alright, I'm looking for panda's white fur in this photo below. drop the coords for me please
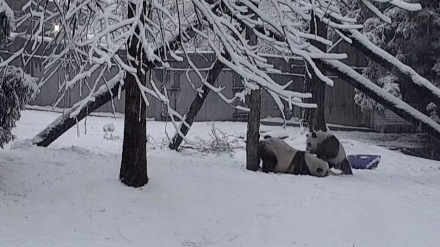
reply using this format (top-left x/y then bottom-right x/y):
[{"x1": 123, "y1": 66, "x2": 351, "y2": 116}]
[
  {"x1": 306, "y1": 131, "x2": 353, "y2": 175},
  {"x1": 258, "y1": 136, "x2": 330, "y2": 177}
]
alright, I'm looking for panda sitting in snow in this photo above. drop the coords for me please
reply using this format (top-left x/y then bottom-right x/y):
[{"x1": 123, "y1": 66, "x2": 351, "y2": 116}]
[
  {"x1": 257, "y1": 136, "x2": 331, "y2": 177},
  {"x1": 306, "y1": 131, "x2": 353, "y2": 175}
]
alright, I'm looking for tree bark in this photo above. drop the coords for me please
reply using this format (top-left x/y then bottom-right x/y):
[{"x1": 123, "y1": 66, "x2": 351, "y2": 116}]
[
  {"x1": 304, "y1": 11, "x2": 327, "y2": 132},
  {"x1": 168, "y1": 55, "x2": 227, "y2": 150},
  {"x1": 245, "y1": 3, "x2": 261, "y2": 172},
  {"x1": 246, "y1": 88, "x2": 261, "y2": 171},
  {"x1": 319, "y1": 56, "x2": 440, "y2": 144},
  {"x1": 119, "y1": 2, "x2": 148, "y2": 188}
]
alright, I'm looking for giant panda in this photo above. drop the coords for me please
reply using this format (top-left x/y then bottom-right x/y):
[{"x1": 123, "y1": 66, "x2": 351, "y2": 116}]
[
  {"x1": 305, "y1": 131, "x2": 353, "y2": 175},
  {"x1": 258, "y1": 136, "x2": 330, "y2": 177}
]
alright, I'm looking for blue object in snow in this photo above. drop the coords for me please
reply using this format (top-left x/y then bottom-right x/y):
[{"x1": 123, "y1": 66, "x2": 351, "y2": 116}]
[{"x1": 347, "y1": 155, "x2": 381, "y2": 170}]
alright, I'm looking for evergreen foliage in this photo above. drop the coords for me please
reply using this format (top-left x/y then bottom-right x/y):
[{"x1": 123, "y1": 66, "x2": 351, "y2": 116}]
[
  {"x1": 350, "y1": 1, "x2": 440, "y2": 114},
  {"x1": 0, "y1": 2, "x2": 39, "y2": 147}
]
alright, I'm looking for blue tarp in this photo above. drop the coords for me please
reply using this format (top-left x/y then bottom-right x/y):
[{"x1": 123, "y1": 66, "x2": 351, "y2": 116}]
[{"x1": 347, "y1": 155, "x2": 381, "y2": 169}]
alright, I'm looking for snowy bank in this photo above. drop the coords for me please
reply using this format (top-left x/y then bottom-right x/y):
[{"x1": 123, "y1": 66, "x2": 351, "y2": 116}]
[{"x1": 1, "y1": 110, "x2": 440, "y2": 247}]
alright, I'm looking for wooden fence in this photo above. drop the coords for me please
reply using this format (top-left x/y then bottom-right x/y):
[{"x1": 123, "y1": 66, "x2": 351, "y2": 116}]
[{"x1": 1, "y1": 35, "x2": 373, "y2": 128}]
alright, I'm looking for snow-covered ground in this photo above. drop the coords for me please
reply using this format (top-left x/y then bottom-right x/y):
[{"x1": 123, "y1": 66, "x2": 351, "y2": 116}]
[{"x1": 1, "y1": 110, "x2": 440, "y2": 247}]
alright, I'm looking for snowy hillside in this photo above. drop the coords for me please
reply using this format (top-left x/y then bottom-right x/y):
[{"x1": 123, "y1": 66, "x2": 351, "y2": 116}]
[{"x1": 1, "y1": 110, "x2": 440, "y2": 247}]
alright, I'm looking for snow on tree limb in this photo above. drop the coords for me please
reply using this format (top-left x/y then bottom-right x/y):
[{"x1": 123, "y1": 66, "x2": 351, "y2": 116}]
[
  {"x1": 0, "y1": 0, "x2": 14, "y2": 46},
  {"x1": 371, "y1": 0, "x2": 422, "y2": 12},
  {"x1": 17, "y1": 0, "x2": 316, "y2": 129},
  {"x1": 31, "y1": 6, "x2": 205, "y2": 147},
  {"x1": 0, "y1": 1, "x2": 38, "y2": 148},
  {"x1": 31, "y1": 76, "x2": 123, "y2": 147},
  {"x1": 307, "y1": 45, "x2": 440, "y2": 143},
  {"x1": 0, "y1": 66, "x2": 38, "y2": 147},
  {"x1": 343, "y1": 29, "x2": 440, "y2": 108},
  {"x1": 0, "y1": 0, "x2": 13, "y2": 21},
  {"x1": 5, "y1": 0, "x2": 431, "y2": 147},
  {"x1": 361, "y1": 0, "x2": 392, "y2": 24}
]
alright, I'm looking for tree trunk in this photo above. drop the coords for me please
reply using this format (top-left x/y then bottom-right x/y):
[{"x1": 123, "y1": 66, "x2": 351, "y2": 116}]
[
  {"x1": 119, "y1": 71, "x2": 148, "y2": 187},
  {"x1": 168, "y1": 55, "x2": 227, "y2": 150},
  {"x1": 343, "y1": 29, "x2": 440, "y2": 109},
  {"x1": 246, "y1": 89, "x2": 261, "y2": 171},
  {"x1": 318, "y1": 55, "x2": 440, "y2": 144},
  {"x1": 119, "y1": 2, "x2": 148, "y2": 187},
  {"x1": 245, "y1": 3, "x2": 261, "y2": 172},
  {"x1": 304, "y1": 11, "x2": 327, "y2": 132}
]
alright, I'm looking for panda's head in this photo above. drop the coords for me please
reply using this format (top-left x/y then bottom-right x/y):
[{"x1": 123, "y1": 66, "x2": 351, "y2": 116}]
[
  {"x1": 305, "y1": 131, "x2": 328, "y2": 153},
  {"x1": 304, "y1": 152, "x2": 330, "y2": 177}
]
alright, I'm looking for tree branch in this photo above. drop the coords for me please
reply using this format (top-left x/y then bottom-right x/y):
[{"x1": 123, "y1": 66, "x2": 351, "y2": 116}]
[{"x1": 32, "y1": 19, "x2": 206, "y2": 147}]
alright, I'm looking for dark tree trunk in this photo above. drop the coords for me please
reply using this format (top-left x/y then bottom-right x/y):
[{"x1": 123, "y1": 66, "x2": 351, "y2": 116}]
[
  {"x1": 304, "y1": 11, "x2": 327, "y2": 132},
  {"x1": 320, "y1": 57, "x2": 440, "y2": 144},
  {"x1": 119, "y1": 2, "x2": 148, "y2": 187},
  {"x1": 343, "y1": 29, "x2": 440, "y2": 109},
  {"x1": 168, "y1": 55, "x2": 227, "y2": 150},
  {"x1": 246, "y1": 89, "x2": 261, "y2": 171},
  {"x1": 245, "y1": 3, "x2": 261, "y2": 172},
  {"x1": 119, "y1": 71, "x2": 148, "y2": 187}
]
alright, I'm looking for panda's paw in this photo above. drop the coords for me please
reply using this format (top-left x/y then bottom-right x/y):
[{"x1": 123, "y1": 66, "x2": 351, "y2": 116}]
[{"x1": 329, "y1": 167, "x2": 343, "y2": 176}]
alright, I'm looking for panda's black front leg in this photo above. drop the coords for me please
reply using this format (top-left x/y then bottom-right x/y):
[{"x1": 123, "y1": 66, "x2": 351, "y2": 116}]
[
  {"x1": 340, "y1": 159, "x2": 353, "y2": 175},
  {"x1": 261, "y1": 154, "x2": 277, "y2": 173},
  {"x1": 262, "y1": 161, "x2": 275, "y2": 173},
  {"x1": 262, "y1": 162, "x2": 269, "y2": 173}
]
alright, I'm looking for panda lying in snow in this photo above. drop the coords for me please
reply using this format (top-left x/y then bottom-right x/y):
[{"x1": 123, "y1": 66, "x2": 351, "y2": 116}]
[
  {"x1": 257, "y1": 136, "x2": 334, "y2": 177},
  {"x1": 306, "y1": 131, "x2": 353, "y2": 175}
]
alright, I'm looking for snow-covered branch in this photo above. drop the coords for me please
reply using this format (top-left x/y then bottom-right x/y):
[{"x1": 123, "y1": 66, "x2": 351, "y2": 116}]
[
  {"x1": 0, "y1": 0, "x2": 14, "y2": 46},
  {"x1": 306, "y1": 45, "x2": 440, "y2": 143},
  {"x1": 5, "y1": 0, "x2": 430, "y2": 141},
  {"x1": 0, "y1": 66, "x2": 38, "y2": 148},
  {"x1": 344, "y1": 29, "x2": 440, "y2": 109}
]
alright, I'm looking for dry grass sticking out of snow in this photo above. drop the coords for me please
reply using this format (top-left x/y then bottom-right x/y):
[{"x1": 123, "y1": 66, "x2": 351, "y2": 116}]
[{"x1": 1, "y1": 110, "x2": 440, "y2": 247}]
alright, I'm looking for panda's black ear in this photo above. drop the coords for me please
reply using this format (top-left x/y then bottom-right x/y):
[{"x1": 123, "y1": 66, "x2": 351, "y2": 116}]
[{"x1": 312, "y1": 132, "x2": 317, "y2": 138}]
